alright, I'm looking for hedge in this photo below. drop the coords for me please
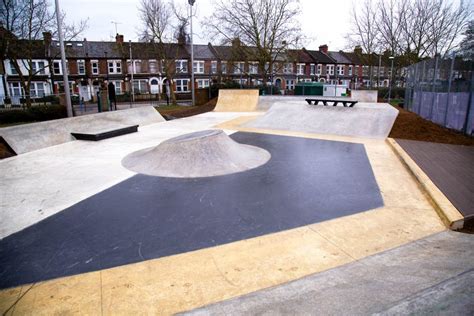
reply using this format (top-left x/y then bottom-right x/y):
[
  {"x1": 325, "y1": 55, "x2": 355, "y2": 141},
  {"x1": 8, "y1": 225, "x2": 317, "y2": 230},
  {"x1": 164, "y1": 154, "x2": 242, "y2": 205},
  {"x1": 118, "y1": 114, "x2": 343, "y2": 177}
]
[{"x1": 0, "y1": 105, "x2": 67, "y2": 124}]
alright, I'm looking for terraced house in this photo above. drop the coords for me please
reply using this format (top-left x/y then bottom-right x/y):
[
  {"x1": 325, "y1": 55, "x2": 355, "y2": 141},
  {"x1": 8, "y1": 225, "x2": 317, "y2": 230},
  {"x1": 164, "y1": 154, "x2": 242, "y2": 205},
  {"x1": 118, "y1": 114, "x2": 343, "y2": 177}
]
[{"x1": 0, "y1": 30, "x2": 398, "y2": 105}]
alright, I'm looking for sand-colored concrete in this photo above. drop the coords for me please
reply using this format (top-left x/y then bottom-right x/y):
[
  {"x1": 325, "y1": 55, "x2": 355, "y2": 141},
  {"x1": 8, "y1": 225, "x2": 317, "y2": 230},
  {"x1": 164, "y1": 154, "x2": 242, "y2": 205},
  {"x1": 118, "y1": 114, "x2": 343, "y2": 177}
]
[
  {"x1": 213, "y1": 89, "x2": 259, "y2": 112},
  {"x1": 0, "y1": 115, "x2": 447, "y2": 315},
  {"x1": 0, "y1": 106, "x2": 165, "y2": 155},
  {"x1": 387, "y1": 138, "x2": 465, "y2": 229}
]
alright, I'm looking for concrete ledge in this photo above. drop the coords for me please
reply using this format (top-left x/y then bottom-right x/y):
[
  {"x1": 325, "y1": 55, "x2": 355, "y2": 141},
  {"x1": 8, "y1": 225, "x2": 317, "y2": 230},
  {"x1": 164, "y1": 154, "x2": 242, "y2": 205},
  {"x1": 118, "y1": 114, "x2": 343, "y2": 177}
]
[
  {"x1": 387, "y1": 138, "x2": 464, "y2": 230},
  {"x1": 0, "y1": 107, "x2": 164, "y2": 154}
]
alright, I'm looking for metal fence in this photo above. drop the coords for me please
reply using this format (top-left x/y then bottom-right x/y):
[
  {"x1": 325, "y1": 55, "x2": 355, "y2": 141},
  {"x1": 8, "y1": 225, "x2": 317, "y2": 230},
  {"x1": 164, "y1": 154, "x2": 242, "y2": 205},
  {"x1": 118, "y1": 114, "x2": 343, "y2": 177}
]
[{"x1": 404, "y1": 56, "x2": 474, "y2": 135}]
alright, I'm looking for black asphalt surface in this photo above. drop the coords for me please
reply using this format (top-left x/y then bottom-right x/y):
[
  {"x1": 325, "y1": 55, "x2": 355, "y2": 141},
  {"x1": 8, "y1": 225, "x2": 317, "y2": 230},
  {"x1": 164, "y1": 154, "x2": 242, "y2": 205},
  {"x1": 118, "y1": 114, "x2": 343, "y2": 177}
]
[{"x1": 0, "y1": 132, "x2": 383, "y2": 289}]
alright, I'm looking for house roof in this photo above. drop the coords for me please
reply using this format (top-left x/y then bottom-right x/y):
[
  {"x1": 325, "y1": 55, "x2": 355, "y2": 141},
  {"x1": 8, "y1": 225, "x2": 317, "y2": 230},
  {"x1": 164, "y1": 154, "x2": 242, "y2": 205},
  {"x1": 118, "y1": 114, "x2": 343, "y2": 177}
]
[
  {"x1": 328, "y1": 51, "x2": 352, "y2": 64},
  {"x1": 304, "y1": 49, "x2": 336, "y2": 64},
  {"x1": 287, "y1": 49, "x2": 314, "y2": 63},
  {"x1": 188, "y1": 44, "x2": 216, "y2": 60}
]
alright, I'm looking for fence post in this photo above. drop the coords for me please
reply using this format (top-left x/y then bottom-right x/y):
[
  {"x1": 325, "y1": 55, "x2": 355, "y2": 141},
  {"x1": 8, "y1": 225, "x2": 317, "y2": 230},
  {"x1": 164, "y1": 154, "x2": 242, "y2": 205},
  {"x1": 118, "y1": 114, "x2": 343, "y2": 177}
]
[
  {"x1": 428, "y1": 56, "x2": 439, "y2": 120},
  {"x1": 444, "y1": 55, "x2": 456, "y2": 126},
  {"x1": 462, "y1": 71, "x2": 474, "y2": 135}
]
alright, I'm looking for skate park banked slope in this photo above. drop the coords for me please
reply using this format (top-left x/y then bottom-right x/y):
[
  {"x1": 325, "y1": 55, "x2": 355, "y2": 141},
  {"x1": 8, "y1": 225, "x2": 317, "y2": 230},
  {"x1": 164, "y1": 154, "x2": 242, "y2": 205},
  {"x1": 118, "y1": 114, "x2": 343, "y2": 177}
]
[
  {"x1": 213, "y1": 89, "x2": 260, "y2": 112},
  {"x1": 0, "y1": 107, "x2": 165, "y2": 155},
  {"x1": 244, "y1": 101, "x2": 399, "y2": 139}
]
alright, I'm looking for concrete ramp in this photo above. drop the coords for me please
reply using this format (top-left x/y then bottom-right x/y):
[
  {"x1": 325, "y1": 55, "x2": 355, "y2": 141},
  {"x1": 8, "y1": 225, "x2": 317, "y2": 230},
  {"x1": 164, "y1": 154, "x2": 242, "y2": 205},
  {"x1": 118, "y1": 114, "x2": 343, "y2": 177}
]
[
  {"x1": 0, "y1": 107, "x2": 165, "y2": 155},
  {"x1": 214, "y1": 89, "x2": 259, "y2": 112},
  {"x1": 244, "y1": 102, "x2": 398, "y2": 139}
]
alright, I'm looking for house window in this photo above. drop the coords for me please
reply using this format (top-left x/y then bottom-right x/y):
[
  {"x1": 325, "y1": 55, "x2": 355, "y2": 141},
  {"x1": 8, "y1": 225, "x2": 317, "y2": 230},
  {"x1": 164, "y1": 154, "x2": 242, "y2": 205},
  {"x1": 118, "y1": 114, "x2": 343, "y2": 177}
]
[
  {"x1": 77, "y1": 60, "x2": 85, "y2": 75},
  {"x1": 32, "y1": 61, "x2": 46, "y2": 75},
  {"x1": 362, "y1": 65, "x2": 369, "y2": 76},
  {"x1": 249, "y1": 62, "x2": 258, "y2": 75},
  {"x1": 310, "y1": 64, "x2": 315, "y2": 75},
  {"x1": 9, "y1": 82, "x2": 22, "y2": 96},
  {"x1": 337, "y1": 65, "x2": 344, "y2": 76},
  {"x1": 283, "y1": 63, "x2": 293, "y2": 74},
  {"x1": 175, "y1": 60, "x2": 188, "y2": 73},
  {"x1": 234, "y1": 62, "x2": 244, "y2": 74},
  {"x1": 91, "y1": 60, "x2": 99, "y2": 75},
  {"x1": 112, "y1": 81, "x2": 122, "y2": 94},
  {"x1": 149, "y1": 60, "x2": 157, "y2": 73},
  {"x1": 108, "y1": 60, "x2": 122, "y2": 74},
  {"x1": 29, "y1": 82, "x2": 46, "y2": 97},
  {"x1": 327, "y1": 65, "x2": 335, "y2": 75},
  {"x1": 9, "y1": 61, "x2": 18, "y2": 75},
  {"x1": 296, "y1": 64, "x2": 305, "y2": 75},
  {"x1": 379, "y1": 66, "x2": 385, "y2": 76},
  {"x1": 348, "y1": 65, "x2": 353, "y2": 76},
  {"x1": 285, "y1": 79, "x2": 295, "y2": 90},
  {"x1": 197, "y1": 79, "x2": 210, "y2": 88},
  {"x1": 133, "y1": 79, "x2": 148, "y2": 94},
  {"x1": 175, "y1": 79, "x2": 189, "y2": 92},
  {"x1": 193, "y1": 61, "x2": 204, "y2": 74},
  {"x1": 53, "y1": 61, "x2": 62, "y2": 75},
  {"x1": 317, "y1": 64, "x2": 322, "y2": 75},
  {"x1": 211, "y1": 61, "x2": 217, "y2": 74},
  {"x1": 221, "y1": 62, "x2": 227, "y2": 74}
]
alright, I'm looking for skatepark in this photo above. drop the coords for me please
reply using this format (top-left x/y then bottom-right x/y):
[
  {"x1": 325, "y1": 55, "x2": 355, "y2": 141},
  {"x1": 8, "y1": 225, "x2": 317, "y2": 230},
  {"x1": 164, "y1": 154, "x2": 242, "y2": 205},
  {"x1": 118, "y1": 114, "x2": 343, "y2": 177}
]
[{"x1": 0, "y1": 90, "x2": 472, "y2": 314}]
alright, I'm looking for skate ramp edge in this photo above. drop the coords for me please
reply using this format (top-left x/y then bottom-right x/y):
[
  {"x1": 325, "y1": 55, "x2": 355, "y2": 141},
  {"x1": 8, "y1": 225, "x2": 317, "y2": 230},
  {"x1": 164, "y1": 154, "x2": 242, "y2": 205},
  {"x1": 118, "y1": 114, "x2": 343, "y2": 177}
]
[
  {"x1": 214, "y1": 89, "x2": 259, "y2": 112},
  {"x1": 244, "y1": 102, "x2": 399, "y2": 139}
]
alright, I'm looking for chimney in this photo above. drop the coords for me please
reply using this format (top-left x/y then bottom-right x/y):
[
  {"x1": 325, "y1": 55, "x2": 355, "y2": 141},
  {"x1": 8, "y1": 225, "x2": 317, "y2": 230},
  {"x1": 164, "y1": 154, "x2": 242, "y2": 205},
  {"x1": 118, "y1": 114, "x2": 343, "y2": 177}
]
[
  {"x1": 43, "y1": 32, "x2": 52, "y2": 45},
  {"x1": 319, "y1": 44, "x2": 328, "y2": 54},
  {"x1": 115, "y1": 34, "x2": 124, "y2": 44},
  {"x1": 354, "y1": 45, "x2": 363, "y2": 55},
  {"x1": 232, "y1": 38, "x2": 241, "y2": 48}
]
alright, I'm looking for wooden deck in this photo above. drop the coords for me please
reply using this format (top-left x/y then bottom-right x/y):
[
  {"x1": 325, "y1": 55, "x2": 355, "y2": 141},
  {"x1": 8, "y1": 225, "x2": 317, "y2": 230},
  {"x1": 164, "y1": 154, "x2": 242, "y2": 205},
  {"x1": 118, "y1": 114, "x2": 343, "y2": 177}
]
[{"x1": 396, "y1": 139, "x2": 474, "y2": 219}]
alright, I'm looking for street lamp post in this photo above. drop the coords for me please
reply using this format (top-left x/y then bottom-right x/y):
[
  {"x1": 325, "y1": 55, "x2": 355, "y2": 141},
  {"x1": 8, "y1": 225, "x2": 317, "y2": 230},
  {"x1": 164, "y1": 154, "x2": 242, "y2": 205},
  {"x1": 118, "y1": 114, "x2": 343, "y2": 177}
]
[
  {"x1": 388, "y1": 56, "x2": 395, "y2": 103},
  {"x1": 55, "y1": 0, "x2": 73, "y2": 117},
  {"x1": 129, "y1": 40, "x2": 135, "y2": 104},
  {"x1": 188, "y1": 0, "x2": 195, "y2": 106}
]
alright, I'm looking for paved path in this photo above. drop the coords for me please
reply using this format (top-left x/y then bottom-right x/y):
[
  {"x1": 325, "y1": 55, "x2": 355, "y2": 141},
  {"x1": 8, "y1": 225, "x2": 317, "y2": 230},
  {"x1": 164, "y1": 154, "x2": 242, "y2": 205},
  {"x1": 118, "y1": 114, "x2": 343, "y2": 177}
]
[
  {"x1": 397, "y1": 139, "x2": 474, "y2": 220},
  {"x1": 183, "y1": 231, "x2": 474, "y2": 315}
]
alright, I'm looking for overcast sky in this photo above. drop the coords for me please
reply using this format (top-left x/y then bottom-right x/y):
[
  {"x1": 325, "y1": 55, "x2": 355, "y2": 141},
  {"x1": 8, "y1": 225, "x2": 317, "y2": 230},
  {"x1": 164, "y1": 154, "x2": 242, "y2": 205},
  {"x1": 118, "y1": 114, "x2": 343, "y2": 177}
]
[{"x1": 60, "y1": 0, "x2": 354, "y2": 51}]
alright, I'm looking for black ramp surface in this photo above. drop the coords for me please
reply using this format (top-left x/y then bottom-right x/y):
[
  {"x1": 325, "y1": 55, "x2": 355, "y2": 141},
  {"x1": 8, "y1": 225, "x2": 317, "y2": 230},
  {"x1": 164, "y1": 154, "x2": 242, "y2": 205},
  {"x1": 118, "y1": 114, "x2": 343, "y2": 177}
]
[{"x1": 0, "y1": 132, "x2": 383, "y2": 289}]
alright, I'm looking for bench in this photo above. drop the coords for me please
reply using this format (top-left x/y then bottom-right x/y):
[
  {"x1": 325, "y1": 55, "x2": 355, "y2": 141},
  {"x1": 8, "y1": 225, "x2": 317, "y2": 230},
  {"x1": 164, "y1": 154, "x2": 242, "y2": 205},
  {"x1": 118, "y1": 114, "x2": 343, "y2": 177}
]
[{"x1": 305, "y1": 99, "x2": 358, "y2": 107}]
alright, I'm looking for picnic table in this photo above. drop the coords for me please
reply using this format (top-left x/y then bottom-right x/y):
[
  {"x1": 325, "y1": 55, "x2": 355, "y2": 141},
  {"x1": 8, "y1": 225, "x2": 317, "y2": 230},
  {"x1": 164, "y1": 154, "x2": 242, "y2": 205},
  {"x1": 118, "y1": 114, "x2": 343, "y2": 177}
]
[{"x1": 305, "y1": 98, "x2": 358, "y2": 107}]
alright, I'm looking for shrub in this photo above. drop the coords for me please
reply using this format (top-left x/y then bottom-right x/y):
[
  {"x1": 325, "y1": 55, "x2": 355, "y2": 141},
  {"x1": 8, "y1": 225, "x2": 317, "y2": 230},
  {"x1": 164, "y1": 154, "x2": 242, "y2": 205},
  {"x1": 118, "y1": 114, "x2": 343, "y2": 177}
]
[{"x1": 0, "y1": 105, "x2": 67, "y2": 124}]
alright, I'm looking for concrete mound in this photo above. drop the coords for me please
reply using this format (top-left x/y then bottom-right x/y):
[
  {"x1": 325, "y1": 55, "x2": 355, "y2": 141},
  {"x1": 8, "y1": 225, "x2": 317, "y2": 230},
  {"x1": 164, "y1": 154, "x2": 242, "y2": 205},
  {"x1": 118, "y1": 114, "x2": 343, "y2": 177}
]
[
  {"x1": 122, "y1": 129, "x2": 271, "y2": 178},
  {"x1": 214, "y1": 89, "x2": 259, "y2": 112},
  {"x1": 244, "y1": 102, "x2": 399, "y2": 139}
]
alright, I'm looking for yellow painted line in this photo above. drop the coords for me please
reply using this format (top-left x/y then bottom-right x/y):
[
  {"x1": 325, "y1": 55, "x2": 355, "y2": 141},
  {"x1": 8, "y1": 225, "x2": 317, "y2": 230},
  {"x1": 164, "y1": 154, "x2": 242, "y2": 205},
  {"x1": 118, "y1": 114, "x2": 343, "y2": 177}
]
[
  {"x1": 386, "y1": 138, "x2": 465, "y2": 230},
  {"x1": 0, "y1": 124, "x2": 447, "y2": 315}
]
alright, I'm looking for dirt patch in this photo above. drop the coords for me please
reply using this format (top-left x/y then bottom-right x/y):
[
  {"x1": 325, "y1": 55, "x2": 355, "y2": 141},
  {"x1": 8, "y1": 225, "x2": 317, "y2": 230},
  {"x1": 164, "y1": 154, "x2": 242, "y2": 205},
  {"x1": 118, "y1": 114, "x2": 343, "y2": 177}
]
[
  {"x1": 157, "y1": 98, "x2": 217, "y2": 119},
  {"x1": 389, "y1": 105, "x2": 474, "y2": 146}
]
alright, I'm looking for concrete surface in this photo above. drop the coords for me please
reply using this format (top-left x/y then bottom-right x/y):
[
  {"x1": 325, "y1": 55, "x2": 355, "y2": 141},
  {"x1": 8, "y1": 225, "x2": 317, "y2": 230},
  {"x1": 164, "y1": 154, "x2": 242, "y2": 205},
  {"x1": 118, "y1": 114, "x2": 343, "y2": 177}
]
[
  {"x1": 214, "y1": 89, "x2": 259, "y2": 112},
  {"x1": 0, "y1": 112, "x2": 246, "y2": 239},
  {"x1": 244, "y1": 102, "x2": 398, "y2": 139},
  {"x1": 0, "y1": 106, "x2": 164, "y2": 154},
  {"x1": 351, "y1": 89, "x2": 378, "y2": 102},
  {"x1": 122, "y1": 129, "x2": 270, "y2": 177},
  {"x1": 182, "y1": 231, "x2": 474, "y2": 315}
]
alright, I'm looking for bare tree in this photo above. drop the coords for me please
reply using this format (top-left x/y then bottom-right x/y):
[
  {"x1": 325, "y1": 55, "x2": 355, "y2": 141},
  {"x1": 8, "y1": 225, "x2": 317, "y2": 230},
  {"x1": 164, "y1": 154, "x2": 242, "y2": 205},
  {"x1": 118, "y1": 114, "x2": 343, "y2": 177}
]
[
  {"x1": 137, "y1": 0, "x2": 189, "y2": 103},
  {"x1": 203, "y1": 0, "x2": 303, "y2": 84},
  {"x1": 349, "y1": 0, "x2": 472, "y2": 62},
  {"x1": 1, "y1": 0, "x2": 87, "y2": 106},
  {"x1": 459, "y1": 20, "x2": 473, "y2": 60}
]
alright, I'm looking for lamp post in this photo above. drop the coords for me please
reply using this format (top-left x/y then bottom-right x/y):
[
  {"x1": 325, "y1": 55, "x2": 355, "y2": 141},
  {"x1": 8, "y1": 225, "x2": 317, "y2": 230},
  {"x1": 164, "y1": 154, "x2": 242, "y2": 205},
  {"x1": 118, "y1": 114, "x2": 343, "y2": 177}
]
[
  {"x1": 55, "y1": 0, "x2": 73, "y2": 117},
  {"x1": 388, "y1": 56, "x2": 395, "y2": 103},
  {"x1": 188, "y1": 0, "x2": 195, "y2": 106},
  {"x1": 129, "y1": 40, "x2": 135, "y2": 104}
]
